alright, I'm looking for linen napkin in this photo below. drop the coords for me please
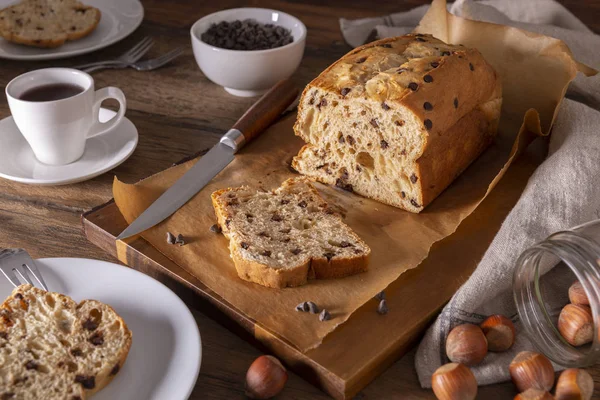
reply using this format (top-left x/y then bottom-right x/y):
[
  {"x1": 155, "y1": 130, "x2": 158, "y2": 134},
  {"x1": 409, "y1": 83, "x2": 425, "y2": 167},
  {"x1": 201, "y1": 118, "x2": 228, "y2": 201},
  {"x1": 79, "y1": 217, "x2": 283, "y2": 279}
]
[{"x1": 341, "y1": 0, "x2": 600, "y2": 387}]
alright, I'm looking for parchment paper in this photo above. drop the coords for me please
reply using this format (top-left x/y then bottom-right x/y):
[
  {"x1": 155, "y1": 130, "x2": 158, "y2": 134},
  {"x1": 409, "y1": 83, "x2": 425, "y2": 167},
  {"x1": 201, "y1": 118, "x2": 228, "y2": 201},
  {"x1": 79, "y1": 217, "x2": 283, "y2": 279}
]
[{"x1": 112, "y1": 0, "x2": 592, "y2": 352}]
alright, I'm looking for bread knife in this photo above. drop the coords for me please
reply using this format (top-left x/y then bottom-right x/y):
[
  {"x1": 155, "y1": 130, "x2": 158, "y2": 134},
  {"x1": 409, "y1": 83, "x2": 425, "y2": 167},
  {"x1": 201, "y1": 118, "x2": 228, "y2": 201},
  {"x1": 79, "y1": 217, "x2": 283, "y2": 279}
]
[{"x1": 116, "y1": 79, "x2": 299, "y2": 240}]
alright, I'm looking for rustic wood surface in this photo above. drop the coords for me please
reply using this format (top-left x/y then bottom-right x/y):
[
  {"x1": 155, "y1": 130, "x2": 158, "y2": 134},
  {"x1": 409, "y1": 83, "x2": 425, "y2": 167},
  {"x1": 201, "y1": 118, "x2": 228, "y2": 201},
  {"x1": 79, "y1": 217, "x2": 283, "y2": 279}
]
[{"x1": 0, "y1": 0, "x2": 598, "y2": 399}]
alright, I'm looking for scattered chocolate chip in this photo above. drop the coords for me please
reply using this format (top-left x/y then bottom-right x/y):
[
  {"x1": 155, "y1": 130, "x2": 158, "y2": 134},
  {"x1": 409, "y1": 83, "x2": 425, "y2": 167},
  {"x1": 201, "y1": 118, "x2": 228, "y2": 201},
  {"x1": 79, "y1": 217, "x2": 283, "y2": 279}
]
[
  {"x1": 319, "y1": 309, "x2": 331, "y2": 321},
  {"x1": 441, "y1": 51, "x2": 451, "y2": 56},
  {"x1": 377, "y1": 299, "x2": 389, "y2": 315},
  {"x1": 338, "y1": 135, "x2": 345, "y2": 144},
  {"x1": 82, "y1": 318, "x2": 98, "y2": 331},
  {"x1": 71, "y1": 26, "x2": 76, "y2": 31},
  {"x1": 57, "y1": 361, "x2": 64, "y2": 368},
  {"x1": 15, "y1": 18, "x2": 22, "y2": 27},
  {"x1": 71, "y1": 348, "x2": 83, "y2": 357},
  {"x1": 379, "y1": 43, "x2": 392, "y2": 48},
  {"x1": 401, "y1": 191, "x2": 406, "y2": 199},
  {"x1": 75, "y1": 375, "x2": 96, "y2": 389},
  {"x1": 306, "y1": 302, "x2": 319, "y2": 314},
  {"x1": 280, "y1": 228, "x2": 291, "y2": 234},
  {"x1": 295, "y1": 303, "x2": 306, "y2": 312},
  {"x1": 381, "y1": 102, "x2": 390, "y2": 110},
  {"x1": 423, "y1": 102, "x2": 433, "y2": 111},
  {"x1": 423, "y1": 75, "x2": 433, "y2": 83},
  {"x1": 323, "y1": 252, "x2": 335, "y2": 261},
  {"x1": 166, "y1": 232, "x2": 176, "y2": 244},
  {"x1": 335, "y1": 179, "x2": 353, "y2": 192},
  {"x1": 346, "y1": 135, "x2": 355, "y2": 145},
  {"x1": 356, "y1": 165, "x2": 362, "y2": 172},
  {"x1": 401, "y1": 149, "x2": 407, "y2": 156},
  {"x1": 410, "y1": 174, "x2": 419, "y2": 184},
  {"x1": 370, "y1": 119, "x2": 379, "y2": 128},
  {"x1": 454, "y1": 98, "x2": 459, "y2": 108},
  {"x1": 227, "y1": 198, "x2": 239, "y2": 206},
  {"x1": 175, "y1": 234, "x2": 185, "y2": 246},
  {"x1": 260, "y1": 250, "x2": 272, "y2": 257},
  {"x1": 308, "y1": 97, "x2": 315, "y2": 105},
  {"x1": 240, "y1": 242, "x2": 250, "y2": 250},
  {"x1": 14, "y1": 293, "x2": 23, "y2": 300},
  {"x1": 25, "y1": 361, "x2": 37, "y2": 370},
  {"x1": 282, "y1": 237, "x2": 291, "y2": 243},
  {"x1": 0, "y1": 332, "x2": 7, "y2": 340},
  {"x1": 416, "y1": 37, "x2": 427, "y2": 42},
  {"x1": 291, "y1": 248, "x2": 301, "y2": 255},
  {"x1": 317, "y1": 98, "x2": 327, "y2": 109},
  {"x1": 408, "y1": 82, "x2": 418, "y2": 91},
  {"x1": 424, "y1": 119, "x2": 433, "y2": 130},
  {"x1": 89, "y1": 332, "x2": 104, "y2": 346},
  {"x1": 297, "y1": 200, "x2": 307, "y2": 208},
  {"x1": 395, "y1": 120, "x2": 405, "y2": 127},
  {"x1": 430, "y1": 61, "x2": 439, "y2": 68},
  {"x1": 375, "y1": 291, "x2": 385, "y2": 301},
  {"x1": 110, "y1": 364, "x2": 120, "y2": 376},
  {"x1": 380, "y1": 140, "x2": 389, "y2": 149},
  {"x1": 271, "y1": 214, "x2": 283, "y2": 222},
  {"x1": 279, "y1": 199, "x2": 291, "y2": 205},
  {"x1": 410, "y1": 199, "x2": 420, "y2": 207},
  {"x1": 469, "y1": 63, "x2": 474, "y2": 71},
  {"x1": 209, "y1": 224, "x2": 222, "y2": 233},
  {"x1": 258, "y1": 231, "x2": 270, "y2": 238},
  {"x1": 339, "y1": 241, "x2": 353, "y2": 248},
  {"x1": 225, "y1": 219, "x2": 231, "y2": 228},
  {"x1": 340, "y1": 87, "x2": 351, "y2": 97}
]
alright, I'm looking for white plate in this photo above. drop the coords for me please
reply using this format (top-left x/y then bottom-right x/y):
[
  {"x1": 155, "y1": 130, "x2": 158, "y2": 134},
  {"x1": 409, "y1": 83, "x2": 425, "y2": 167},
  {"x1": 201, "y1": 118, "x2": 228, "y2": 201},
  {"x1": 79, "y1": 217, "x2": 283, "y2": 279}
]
[
  {"x1": 0, "y1": 108, "x2": 138, "y2": 185},
  {"x1": 0, "y1": 257, "x2": 202, "y2": 400},
  {"x1": 0, "y1": 0, "x2": 144, "y2": 60}
]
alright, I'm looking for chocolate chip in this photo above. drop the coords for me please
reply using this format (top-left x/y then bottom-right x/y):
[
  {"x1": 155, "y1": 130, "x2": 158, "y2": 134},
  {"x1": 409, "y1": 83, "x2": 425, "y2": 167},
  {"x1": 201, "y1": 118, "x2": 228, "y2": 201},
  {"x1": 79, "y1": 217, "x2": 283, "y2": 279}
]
[
  {"x1": 408, "y1": 82, "x2": 418, "y2": 91},
  {"x1": 240, "y1": 242, "x2": 250, "y2": 250},
  {"x1": 410, "y1": 199, "x2": 420, "y2": 207},
  {"x1": 319, "y1": 309, "x2": 331, "y2": 321},
  {"x1": 15, "y1": 19, "x2": 22, "y2": 27},
  {"x1": 346, "y1": 135, "x2": 355, "y2": 145},
  {"x1": 423, "y1": 102, "x2": 433, "y2": 111},
  {"x1": 308, "y1": 97, "x2": 315, "y2": 105},
  {"x1": 401, "y1": 191, "x2": 406, "y2": 199},
  {"x1": 395, "y1": 120, "x2": 405, "y2": 127},
  {"x1": 370, "y1": 119, "x2": 379, "y2": 128},
  {"x1": 71, "y1": 26, "x2": 76, "y2": 31},
  {"x1": 338, "y1": 135, "x2": 345, "y2": 144},
  {"x1": 271, "y1": 214, "x2": 283, "y2": 222},
  {"x1": 261, "y1": 250, "x2": 272, "y2": 257},
  {"x1": 282, "y1": 237, "x2": 291, "y2": 243},
  {"x1": 340, "y1": 87, "x2": 351, "y2": 97},
  {"x1": 430, "y1": 61, "x2": 439, "y2": 68},
  {"x1": 280, "y1": 228, "x2": 291, "y2": 234},
  {"x1": 317, "y1": 98, "x2": 327, "y2": 109},
  {"x1": 323, "y1": 252, "x2": 335, "y2": 261},
  {"x1": 335, "y1": 180, "x2": 353, "y2": 192},
  {"x1": 175, "y1": 234, "x2": 185, "y2": 246},
  {"x1": 356, "y1": 57, "x2": 367, "y2": 63},
  {"x1": 424, "y1": 119, "x2": 433, "y2": 130},
  {"x1": 110, "y1": 364, "x2": 120, "y2": 376},
  {"x1": 441, "y1": 51, "x2": 451, "y2": 56},
  {"x1": 166, "y1": 232, "x2": 176, "y2": 244},
  {"x1": 298, "y1": 200, "x2": 307, "y2": 208},
  {"x1": 401, "y1": 150, "x2": 407, "y2": 155},
  {"x1": 356, "y1": 165, "x2": 362, "y2": 172},
  {"x1": 2, "y1": 393, "x2": 15, "y2": 400},
  {"x1": 209, "y1": 224, "x2": 222, "y2": 233},
  {"x1": 291, "y1": 248, "x2": 301, "y2": 255},
  {"x1": 377, "y1": 299, "x2": 389, "y2": 315},
  {"x1": 295, "y1": 302, "x2": 307, "y2": 312},
  {"x1": 71, "y1": 348, "x2": 83, "y2": 357},
  {"x1": 25, "y1": 361, "x2": 37, "y2": 370},
  {"x1": 258, "y1": 231, "x2": 270, "y2": 238},
  {"x1": 339, "y1": 241, "x2": 353, "y2": 248},
  {"x1": 410, "y1": 174, "x2": 418, "y2": 183},
  {"x1": 72, "y1": 397, "x2": 82, "y2": 400},
  {"x1": 82, "y1": 318, "x2": 98, "y2": 331},
  {"x1": 75, "y1": 375, "x2": 96, "y2": 389},
  {"x1": 375, "y1": 291, "x2": 385, "y2": 301},
  {"x1": 14, "y1": 293, "x2": 23, "y2": 300},
  {"x1": 380, "y1": 140, "x2": 389, "y2": 149},
  {"x1": 227, "y1": 198, "x2": 239, "y2": 206},
  {"x1": 469, "y1": 63, "x2": 474, "y2": 71},
  {"x1": 381, "y1": 102, "x2": 390, "y2": 110},
  {"x1": 307, "y1": 302, "x2": 319, "y2": 314},
  {"x1": 0, "y1": 332, "x2": 7, "y2": 340},
  {"x1": 454, "y1": 98, "x2": 459, "y2": 108},
  {"x1": 379, "y1": 43, "x2": 392, "y2": 48},
  {"x1": 423, "y1": 75, "x2": 433, "y2": 83},
  {"x1": 416, "y1": 37, "x2": 427, "y2": 42},
  {"x1": 225, "y1": 219, "x2": 231, "y2": 228},
  {"x1": 200, "y1": 19, "x2": 293, "y2": 50},
  {"x1": 89, "y1": 332, "x2": 104, "y2": 346},
  {"x1": 280, "y1": 199, "x2": 290, "y2": 205}
]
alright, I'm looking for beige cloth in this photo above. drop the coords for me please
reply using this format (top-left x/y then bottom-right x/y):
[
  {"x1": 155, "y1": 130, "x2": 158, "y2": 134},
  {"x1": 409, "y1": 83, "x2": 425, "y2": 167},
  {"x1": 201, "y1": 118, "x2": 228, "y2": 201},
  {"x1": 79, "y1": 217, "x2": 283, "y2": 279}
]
[{"x1": 341, "y1": 0, "x2": 600, "y2": 387}]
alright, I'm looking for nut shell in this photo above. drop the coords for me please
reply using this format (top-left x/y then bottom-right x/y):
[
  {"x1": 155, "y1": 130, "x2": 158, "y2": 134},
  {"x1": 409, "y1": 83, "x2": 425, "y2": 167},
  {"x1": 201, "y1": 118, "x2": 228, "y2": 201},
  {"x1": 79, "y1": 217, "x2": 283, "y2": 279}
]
[
  {"x1": 245, "y1": 355, "x2": 288, "y2": 399},
  {"x1": 445, "y1": 324, "x2": 488, "y2": 366},
  {"x1": 555, "y1": 368, "x2": 594, "y2": 400},
  {"x1": 480, "y1": 315, "x2": 515, "y2": 352},
  {"x1": 568, "y1": 281, "x2": 590, "y2": 306},
  {"x1": 514, "y1": 389, "x2": 554, "y2": 400},
  {"x1": 509, "y1": 351, "x2": 554, "y2": 392},
  {"x1": 558, "y1": 304, "x2": 593, "y2": 347},
  {"x1": 431, "y1": 363, "x2": 477, "y2": 400}
]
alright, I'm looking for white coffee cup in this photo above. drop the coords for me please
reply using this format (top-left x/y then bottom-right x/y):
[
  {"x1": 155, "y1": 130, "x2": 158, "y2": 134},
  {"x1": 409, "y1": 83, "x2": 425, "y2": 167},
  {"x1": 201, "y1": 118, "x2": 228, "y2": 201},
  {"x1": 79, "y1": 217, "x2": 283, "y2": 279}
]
[{"x1": 5, "y1": 68, "x2": 126, "y2": 166}]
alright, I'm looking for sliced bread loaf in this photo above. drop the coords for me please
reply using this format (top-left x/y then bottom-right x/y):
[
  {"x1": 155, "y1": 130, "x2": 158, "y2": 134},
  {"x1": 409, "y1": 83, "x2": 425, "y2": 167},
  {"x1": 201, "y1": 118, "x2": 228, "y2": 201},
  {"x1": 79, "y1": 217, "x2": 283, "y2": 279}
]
[
  {"x1": 0, "y1": 284, "x2": 132, "y2": 399},
  {"x1": 211, "y1": 178, "x2": 370, "y2": 288}
]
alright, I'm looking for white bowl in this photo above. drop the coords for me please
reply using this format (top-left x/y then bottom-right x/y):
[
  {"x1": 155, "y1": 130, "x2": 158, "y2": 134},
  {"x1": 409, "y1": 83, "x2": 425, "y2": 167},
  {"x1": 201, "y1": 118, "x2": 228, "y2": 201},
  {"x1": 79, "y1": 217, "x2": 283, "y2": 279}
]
[{"x1": 191, "y1": 8, "x2": 306, "y2": 97}]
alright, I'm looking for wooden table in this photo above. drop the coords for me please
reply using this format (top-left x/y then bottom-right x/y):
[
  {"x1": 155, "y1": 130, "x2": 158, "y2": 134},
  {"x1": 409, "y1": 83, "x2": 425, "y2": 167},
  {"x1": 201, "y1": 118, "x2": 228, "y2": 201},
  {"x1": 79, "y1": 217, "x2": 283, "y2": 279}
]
[{"x1": 1, "y1": 1, "x2": 599, "y2": 398}]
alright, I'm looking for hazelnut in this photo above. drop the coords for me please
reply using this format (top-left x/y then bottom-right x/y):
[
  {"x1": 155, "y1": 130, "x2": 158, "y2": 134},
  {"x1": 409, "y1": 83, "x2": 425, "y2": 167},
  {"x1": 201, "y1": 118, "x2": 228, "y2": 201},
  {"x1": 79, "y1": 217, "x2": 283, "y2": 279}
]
[
  {"x1": 245, "y1": 355, "x2": 288, "y2": 399},
  {"x1": 558, "y1": 304, "x2": 593, "y2": 346},
  {"x1": 509, "y1": 351, "x2": 554, "y2": 392},
  {"x1": 445, "y1": 324, "x2": 488, "y2": 366},
  {"x1": 514, "y1": 389, "x2": 554, "y2": 400},
  {"x1": 555, "y1": 368, "x2": 594, "y2": 400},
  {"x1": 480, "y1": 315, "x2": 515, "y2": 352},
  {"x1": 568, "y1": 281, "x2": 590, "y2": 306},
  {"x1": 431, "y1": 363, "x2": 477, "y2": 400}
]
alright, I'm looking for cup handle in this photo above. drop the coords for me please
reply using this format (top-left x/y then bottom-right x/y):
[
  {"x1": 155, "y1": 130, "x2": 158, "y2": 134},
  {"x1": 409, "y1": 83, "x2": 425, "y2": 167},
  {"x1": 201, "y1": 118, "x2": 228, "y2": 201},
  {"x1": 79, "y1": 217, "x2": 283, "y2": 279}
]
[{"x1": 87, "y1": 87, "x2": 127, "y2": 138}]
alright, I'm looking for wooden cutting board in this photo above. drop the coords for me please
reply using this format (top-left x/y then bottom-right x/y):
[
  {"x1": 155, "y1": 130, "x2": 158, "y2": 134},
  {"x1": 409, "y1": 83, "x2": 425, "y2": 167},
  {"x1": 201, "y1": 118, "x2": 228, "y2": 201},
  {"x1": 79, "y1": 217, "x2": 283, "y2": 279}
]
[{"x1": 82, "y1": 131, "x2": 545, "y2": 400}]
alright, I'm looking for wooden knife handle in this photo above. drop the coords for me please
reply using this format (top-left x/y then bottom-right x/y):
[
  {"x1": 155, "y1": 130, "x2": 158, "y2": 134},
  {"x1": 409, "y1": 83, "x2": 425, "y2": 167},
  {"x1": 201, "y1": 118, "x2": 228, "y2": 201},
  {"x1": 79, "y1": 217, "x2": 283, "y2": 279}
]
[{"x1": 231, "y1": 79, "x2": 299, "y2": 145}]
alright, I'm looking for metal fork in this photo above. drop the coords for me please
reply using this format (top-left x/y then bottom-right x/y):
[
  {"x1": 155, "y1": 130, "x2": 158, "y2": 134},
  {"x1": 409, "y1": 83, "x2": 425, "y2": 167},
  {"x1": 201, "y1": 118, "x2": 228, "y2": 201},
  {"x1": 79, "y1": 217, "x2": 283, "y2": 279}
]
[
  {"x1": 82, "y1": 47, "x2": 184, "y2": 73},
  {"x1": 0, "y1": 249, "x2": 48, "y2": 291},
  {"x1": 72, "y1": 36, "x2": 154, "y2": 70}
]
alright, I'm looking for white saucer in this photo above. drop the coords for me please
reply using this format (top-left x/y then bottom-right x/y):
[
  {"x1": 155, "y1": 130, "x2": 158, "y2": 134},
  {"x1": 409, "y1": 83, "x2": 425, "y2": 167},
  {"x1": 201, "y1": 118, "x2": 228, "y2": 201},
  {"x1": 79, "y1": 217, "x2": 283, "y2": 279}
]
[
  {"x1": 0, "y1": 257, "x2": 202, "y2": 400},
  {"x1": 0, "y1": 108, "x2": 138, "y2": 185}
]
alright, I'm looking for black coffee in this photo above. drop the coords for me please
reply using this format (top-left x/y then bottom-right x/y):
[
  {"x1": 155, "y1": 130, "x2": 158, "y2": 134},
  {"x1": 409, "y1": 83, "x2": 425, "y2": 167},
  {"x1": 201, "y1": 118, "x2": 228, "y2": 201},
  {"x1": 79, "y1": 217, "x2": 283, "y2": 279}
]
[{"x1": 19, "y1": 83, "x2": 84, "y2": 102}]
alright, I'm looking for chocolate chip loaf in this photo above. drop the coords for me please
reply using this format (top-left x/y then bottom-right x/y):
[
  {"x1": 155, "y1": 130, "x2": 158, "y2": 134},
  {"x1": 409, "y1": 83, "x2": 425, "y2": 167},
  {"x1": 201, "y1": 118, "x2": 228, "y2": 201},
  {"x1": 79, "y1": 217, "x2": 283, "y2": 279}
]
[
  {"x1": 211, "y1": 178, "x2": 370, "y2": 289},
  {"x1": 0, "y1": 285, "x2": 131, "y2": 399},
  {"x1": 292, "y1": 34, "x2": 502, "y2": 212}
]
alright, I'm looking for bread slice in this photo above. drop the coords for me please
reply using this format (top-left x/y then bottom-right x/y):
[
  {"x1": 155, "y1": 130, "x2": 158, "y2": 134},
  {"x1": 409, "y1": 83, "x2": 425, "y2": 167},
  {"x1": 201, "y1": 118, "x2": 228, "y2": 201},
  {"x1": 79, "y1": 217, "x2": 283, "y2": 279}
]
[
  {"x1": 0, "y1": 284, "x2": 132, "y2": 399},
  {"x1": 0, "y1": 0, "x2": 101, "y2": 48},
  {"x1": 211, "y1": 178, "x2": 370, "y2": 288},
  {"x1": 292, "y1": 34, "x2": 502, "y2": 213}
]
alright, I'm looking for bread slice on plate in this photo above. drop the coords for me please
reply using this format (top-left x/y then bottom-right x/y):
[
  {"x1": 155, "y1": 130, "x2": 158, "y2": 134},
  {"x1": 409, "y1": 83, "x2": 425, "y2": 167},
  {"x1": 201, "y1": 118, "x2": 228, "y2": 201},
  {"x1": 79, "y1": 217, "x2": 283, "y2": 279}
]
[
  {"x1": 0, "y1": 0, "x2": 101, "y2": 48},
  {"x1": 0, "y1": 284, "x2": 132, "y2": 399},
  {"x1": 211, "y1": 178, "x2": 371, "y2": 289}
]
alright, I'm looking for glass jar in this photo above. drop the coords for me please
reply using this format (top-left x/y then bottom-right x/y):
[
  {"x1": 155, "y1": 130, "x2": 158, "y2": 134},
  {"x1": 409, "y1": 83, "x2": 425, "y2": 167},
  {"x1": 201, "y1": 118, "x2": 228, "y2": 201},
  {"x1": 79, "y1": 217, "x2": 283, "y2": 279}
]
[{"x1": 514, "y1": 220, "x2": 600, "y2": 367}]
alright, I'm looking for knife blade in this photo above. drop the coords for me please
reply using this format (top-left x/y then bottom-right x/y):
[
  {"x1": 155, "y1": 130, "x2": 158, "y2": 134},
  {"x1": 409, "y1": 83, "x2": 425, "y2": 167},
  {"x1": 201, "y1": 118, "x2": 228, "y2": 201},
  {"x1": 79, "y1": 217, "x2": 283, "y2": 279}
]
[{"x1": 116, "y1": 79, "x2": 299, "y2": 240}]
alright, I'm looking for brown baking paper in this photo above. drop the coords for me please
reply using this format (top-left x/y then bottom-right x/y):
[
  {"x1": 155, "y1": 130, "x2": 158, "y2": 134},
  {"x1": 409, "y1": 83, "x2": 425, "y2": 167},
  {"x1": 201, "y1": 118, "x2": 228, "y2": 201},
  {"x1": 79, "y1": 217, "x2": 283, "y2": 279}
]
[{"x1": 112, "y1": 0, "x2": 594, "y2": 352}]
